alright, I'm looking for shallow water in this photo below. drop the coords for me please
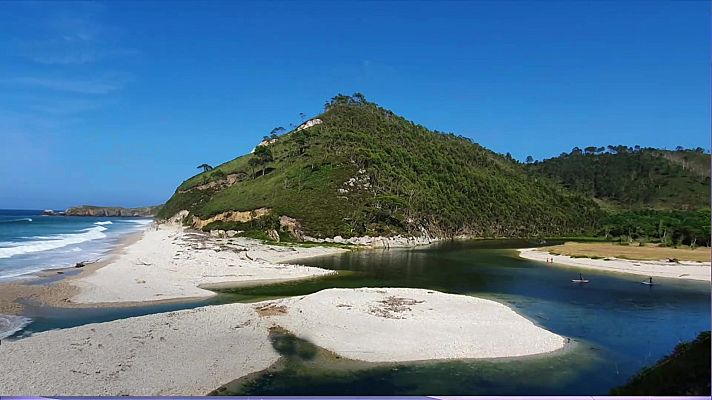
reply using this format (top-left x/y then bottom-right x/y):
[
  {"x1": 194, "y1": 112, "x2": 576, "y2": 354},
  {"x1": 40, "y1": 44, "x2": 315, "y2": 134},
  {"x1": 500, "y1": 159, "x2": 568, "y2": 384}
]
[
  {"x1": 214, "y1": 239, "x2": 710, "y2": 395},
  {"x1": 8, "y1": 238, "x2": 710, "y2": 395}
]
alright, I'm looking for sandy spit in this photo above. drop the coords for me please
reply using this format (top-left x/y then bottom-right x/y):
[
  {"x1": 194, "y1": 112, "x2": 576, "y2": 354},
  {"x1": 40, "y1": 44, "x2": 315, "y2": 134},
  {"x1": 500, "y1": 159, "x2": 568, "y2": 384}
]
[
  {"x1": 266, "y1": 287, "x2": 566, "y2": 362},
  {"x1": 0, "y1": 288, "x2": 566, "y2": 395},
  {"x1": 519, "y1": 248, "x2": 711, "y2": 282},
  {"x1": 70, "y1": 224, "x2": 345, "y2": 304}
]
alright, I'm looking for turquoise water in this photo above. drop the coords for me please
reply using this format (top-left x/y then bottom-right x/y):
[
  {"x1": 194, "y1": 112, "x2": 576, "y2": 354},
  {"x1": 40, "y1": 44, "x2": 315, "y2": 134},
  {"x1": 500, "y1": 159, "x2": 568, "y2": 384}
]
[
  {"x1": 214, "y1": 240, "x2": 710, "y2": 395},
  {"x1": 6, "y1": 238, "x2": 710, "y2": 395}
]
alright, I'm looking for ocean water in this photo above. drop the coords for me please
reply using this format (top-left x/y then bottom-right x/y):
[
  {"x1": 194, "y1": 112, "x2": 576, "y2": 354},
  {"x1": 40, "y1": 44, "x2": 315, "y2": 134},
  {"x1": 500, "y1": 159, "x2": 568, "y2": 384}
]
[{"x1": 0, "y1": 209, "x2": 152, "y2": 281}]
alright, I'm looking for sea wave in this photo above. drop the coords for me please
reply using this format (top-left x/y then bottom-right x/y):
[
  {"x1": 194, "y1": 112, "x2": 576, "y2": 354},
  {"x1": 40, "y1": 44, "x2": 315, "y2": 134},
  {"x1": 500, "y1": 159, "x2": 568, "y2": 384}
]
[
  {"x1": 94, "y1": 221, "x2": 113, "y2": 225},
  {"x1": 0, "y1": 314, "x2": 32, "y2": 339},
  {"x1": 0, "y1": 218, "x2": 33, "y2": 224},
  {"x1": 126, "y1": 219, "x2": 153, "y2": 226},
  {"x1": 0, "y1": 226, "x2": 108, "y2": 259}
]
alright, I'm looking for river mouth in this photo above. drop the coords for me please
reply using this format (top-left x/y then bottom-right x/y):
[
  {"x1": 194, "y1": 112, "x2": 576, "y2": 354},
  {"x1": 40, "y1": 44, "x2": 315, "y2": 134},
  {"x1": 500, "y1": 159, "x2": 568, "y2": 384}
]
[
  {"x1": 8, "y1": 239, "x2": 710, "y2": 395},
  {"x1": 211, "y1": 239, "x2": 710, "y2": 395}
]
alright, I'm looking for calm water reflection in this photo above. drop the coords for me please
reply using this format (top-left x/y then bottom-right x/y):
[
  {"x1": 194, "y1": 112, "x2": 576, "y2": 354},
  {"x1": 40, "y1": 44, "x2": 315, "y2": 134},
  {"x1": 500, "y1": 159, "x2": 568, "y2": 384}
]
[
  {"x1": 217, "y1": 239, "x2": 710, "y2": 395},
  {"x1": 14, "y1": 239, "x2": 709, "y2": 395}
]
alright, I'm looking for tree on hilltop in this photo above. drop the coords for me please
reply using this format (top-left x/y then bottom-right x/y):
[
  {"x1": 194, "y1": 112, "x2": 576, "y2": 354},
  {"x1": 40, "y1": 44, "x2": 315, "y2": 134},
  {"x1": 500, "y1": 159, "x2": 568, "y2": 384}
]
[
  {"x1": 269, "y1": 127, "x2": 285, "y2": 140},
  {"x1": 197, "y1": 163, "x2": 213, "y2": 172}
]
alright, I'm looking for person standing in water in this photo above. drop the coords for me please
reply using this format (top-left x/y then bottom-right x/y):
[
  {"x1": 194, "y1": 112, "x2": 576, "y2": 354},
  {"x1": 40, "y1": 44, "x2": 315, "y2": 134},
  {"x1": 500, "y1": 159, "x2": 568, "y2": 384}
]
[{"x1": 649, "y1": 277, "x2": 653, "y2": 284}]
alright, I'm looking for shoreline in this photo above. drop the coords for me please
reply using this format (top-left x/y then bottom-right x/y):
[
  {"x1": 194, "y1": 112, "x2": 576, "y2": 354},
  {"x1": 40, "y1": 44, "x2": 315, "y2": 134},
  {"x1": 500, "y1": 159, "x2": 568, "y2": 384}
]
[
  {"x1": 0, "y1": 230, "x2": 147, "y2": 315},
  {"x1": 0, "y1": 224, "x2": 347, "y2": 314},
  {"x1": 518, "y1": 248, "x2": 711, "y2": 282},
  {"x1": 68, "y1": 224, "x2": 345, "y2": 305},
  {"x1": 0, "y1": 287, "x2": 567, "y2": 395}
]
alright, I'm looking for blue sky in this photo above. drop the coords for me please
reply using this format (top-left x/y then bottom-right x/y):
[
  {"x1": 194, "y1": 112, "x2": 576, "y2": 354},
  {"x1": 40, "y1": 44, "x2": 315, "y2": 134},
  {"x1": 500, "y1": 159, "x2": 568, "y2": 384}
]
[{"x1": 0, "y1": 1, "x2": 709, "y2": 209}]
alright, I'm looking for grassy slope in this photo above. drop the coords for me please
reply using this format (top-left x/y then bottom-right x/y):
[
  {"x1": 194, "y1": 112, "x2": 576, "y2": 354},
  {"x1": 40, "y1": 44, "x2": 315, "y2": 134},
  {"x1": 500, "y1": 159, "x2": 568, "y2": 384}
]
[
  {"x1": 159, "y1": 95, "x2": 602, "y2": 238},
  {"x1": 611, "y1": 331, "x2": 711, "y2": 396},
  {"x1": 527, "y1": 150, "x2": 710, "y2": 210}
]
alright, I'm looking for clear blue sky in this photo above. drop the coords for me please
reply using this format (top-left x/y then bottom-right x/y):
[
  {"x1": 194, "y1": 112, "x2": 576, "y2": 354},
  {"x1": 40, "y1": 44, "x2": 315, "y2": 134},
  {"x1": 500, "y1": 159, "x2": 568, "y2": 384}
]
[{"x1": 0, "y1": 1, "x2": 709, "y2": 209}]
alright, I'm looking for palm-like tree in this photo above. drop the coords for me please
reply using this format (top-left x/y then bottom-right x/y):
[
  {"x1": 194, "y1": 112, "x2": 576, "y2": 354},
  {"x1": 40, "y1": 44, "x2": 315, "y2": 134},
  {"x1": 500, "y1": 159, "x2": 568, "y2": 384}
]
[{"x1": 197, "y1": 163, "x2": 213, "y2": 172}]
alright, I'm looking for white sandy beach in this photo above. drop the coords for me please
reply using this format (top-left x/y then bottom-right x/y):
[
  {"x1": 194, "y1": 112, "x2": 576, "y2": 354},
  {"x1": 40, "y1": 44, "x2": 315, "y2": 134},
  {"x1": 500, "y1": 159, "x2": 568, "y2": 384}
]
[
  {"x1": 0, "y1": 287, "x2": 565, "y2": 395},
  {"x1": 268, "y1": 287, "x2": 565, "y2": 362},
  {"x1": 0, "y1": 304, "x2": 279, "y2": 395},
  {"x1": 519, "y1": 248, "x2": 711, "y2": 282},
  {"x1": 0, "y1": 225, "x2": 568, "y2": 395},
  {"x1": 70, "y1": 224, "x2": 344, "y2": 304}
]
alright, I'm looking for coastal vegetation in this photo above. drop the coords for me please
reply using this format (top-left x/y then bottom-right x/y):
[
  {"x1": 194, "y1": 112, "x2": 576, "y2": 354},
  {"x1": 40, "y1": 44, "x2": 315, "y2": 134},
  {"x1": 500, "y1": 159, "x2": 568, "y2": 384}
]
[
  {"x1": 526, "y1": 146, "x2": 710, "y2": 210},
  {"x1": 611, "y1": 331, "x2": 711, "y2": 396},
  {"x1": 159, "y1": 94, "x2": 602, "y2": 238},
  {"x1": 158, "y1": 94, "x2": 710, "y2": 246},
  {"x1": 600, "y1": 209, "x2": 710, "y2": 247},
  {"x1": 526, "y1": 149, "x2": 710, "y2": 246},
  {"x1": 197, "y1": 163, "x2": 214, "y2": 173}
]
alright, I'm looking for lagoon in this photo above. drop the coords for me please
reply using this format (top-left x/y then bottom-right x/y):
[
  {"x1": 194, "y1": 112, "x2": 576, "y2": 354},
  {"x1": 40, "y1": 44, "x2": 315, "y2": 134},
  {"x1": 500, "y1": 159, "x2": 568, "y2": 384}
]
[
  {"x1": 216, "y1": 239, "x2": 710, "y2": 395},
  {"x1": 12, "y1": 239, "x2": 710, "y2": 395}
]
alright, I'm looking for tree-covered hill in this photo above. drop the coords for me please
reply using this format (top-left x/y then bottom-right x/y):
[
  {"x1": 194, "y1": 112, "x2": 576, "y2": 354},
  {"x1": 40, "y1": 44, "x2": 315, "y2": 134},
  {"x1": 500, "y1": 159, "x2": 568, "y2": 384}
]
[
  {"x1": 526, "y1": 146, "x2": 710, "y2": 210},
  {"x1": 158, "y1": 94, "x2": 602, "y2": 239}
]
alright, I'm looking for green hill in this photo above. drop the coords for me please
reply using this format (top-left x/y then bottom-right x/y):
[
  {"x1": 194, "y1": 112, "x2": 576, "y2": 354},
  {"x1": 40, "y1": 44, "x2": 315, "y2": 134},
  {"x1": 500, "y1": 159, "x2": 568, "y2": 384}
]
[
  {"x1": 158, "y1": 94, "x2": 602, "y2": 239},
  {"x1": 526, "y1": 147, "x2": 710, "y2": 210}
]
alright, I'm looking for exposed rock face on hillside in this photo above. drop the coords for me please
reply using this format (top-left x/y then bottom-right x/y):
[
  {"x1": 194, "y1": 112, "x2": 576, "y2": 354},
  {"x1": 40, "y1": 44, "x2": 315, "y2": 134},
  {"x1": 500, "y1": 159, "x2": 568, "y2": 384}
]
[
  {"x1": 65, "y1": 205, "x2": 161, "y2": 217},
  {"x1": 296, "y1": 118, "x2": 322, "y2": 131},
  {"x1": 190, "y1": 208, "x2": 271, "y2": 230}
]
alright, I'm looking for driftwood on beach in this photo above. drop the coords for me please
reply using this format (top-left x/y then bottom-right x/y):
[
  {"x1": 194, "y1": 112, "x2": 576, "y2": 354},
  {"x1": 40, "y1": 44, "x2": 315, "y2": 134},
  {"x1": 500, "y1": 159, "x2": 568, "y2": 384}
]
[{"x1": 73, "y1": 259, "x2": 100, "y2": 268}]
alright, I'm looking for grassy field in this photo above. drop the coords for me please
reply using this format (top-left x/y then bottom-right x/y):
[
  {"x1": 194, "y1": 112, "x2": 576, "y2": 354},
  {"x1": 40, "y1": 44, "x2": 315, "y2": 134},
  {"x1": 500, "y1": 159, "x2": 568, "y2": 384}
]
[{"x1": 543, "y1": 241, "x2": 710, "y2": 262}]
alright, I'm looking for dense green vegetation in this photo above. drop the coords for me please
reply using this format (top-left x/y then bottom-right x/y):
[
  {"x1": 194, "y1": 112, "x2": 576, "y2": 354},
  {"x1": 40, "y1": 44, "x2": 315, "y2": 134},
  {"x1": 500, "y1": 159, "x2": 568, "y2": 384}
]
[
  {"x1": 611, "y1": 331, "x2": 710, "y2": 396},
  {"x1": 601, "y1": 209, "x2": 711, "y2": 247},
  {"x1": 526, "y1": 147, "x2": 710, "y2": 210},
  {"x1": 158, "y1": 94, "x2": 602, "y2": 238}
]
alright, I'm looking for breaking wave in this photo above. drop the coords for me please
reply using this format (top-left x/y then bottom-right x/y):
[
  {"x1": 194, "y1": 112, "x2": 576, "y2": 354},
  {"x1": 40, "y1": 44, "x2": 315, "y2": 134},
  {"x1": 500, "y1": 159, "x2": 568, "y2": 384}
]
[
  {"x1": 0, "y1": 226, "x2": 108, "y2": 259},
  {"x1": 0, "y1": 218, "x2": 32, "y2": 224}
]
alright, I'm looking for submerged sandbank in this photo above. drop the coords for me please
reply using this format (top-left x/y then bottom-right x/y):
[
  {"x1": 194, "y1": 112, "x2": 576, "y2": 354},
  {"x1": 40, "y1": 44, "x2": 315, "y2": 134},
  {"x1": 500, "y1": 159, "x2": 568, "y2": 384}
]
[
  {"x1": 519, "y1": 248, "x2": 711, "y2": 282},
  {"x1": 0, "y1": 287, "x2": 565, "y2": 395}
]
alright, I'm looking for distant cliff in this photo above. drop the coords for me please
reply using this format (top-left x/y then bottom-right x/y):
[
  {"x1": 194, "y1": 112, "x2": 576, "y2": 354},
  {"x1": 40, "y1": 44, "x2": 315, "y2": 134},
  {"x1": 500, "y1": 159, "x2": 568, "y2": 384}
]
[{"x1": 65, "y1": 205, "x2": 162, "y2": 217}]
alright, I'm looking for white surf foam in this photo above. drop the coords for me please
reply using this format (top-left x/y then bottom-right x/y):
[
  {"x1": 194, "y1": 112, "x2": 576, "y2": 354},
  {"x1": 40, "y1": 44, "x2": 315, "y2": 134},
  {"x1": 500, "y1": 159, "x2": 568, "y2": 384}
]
[
  {"x1": 94, "y1": 221, "x2": 113, "y2": 225},
  {"x1": 0, "y1": 314, "x2": 32, "y2": 339},
  {"x1": 0, "y1": 226, "x2": 108, "y2": 259},
  {"x1": 126, "y1": 219, "x2": 153, "y2": 226},
  {"x1": 0, "y1": 218, "x2": 32, "y2": 223}
]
